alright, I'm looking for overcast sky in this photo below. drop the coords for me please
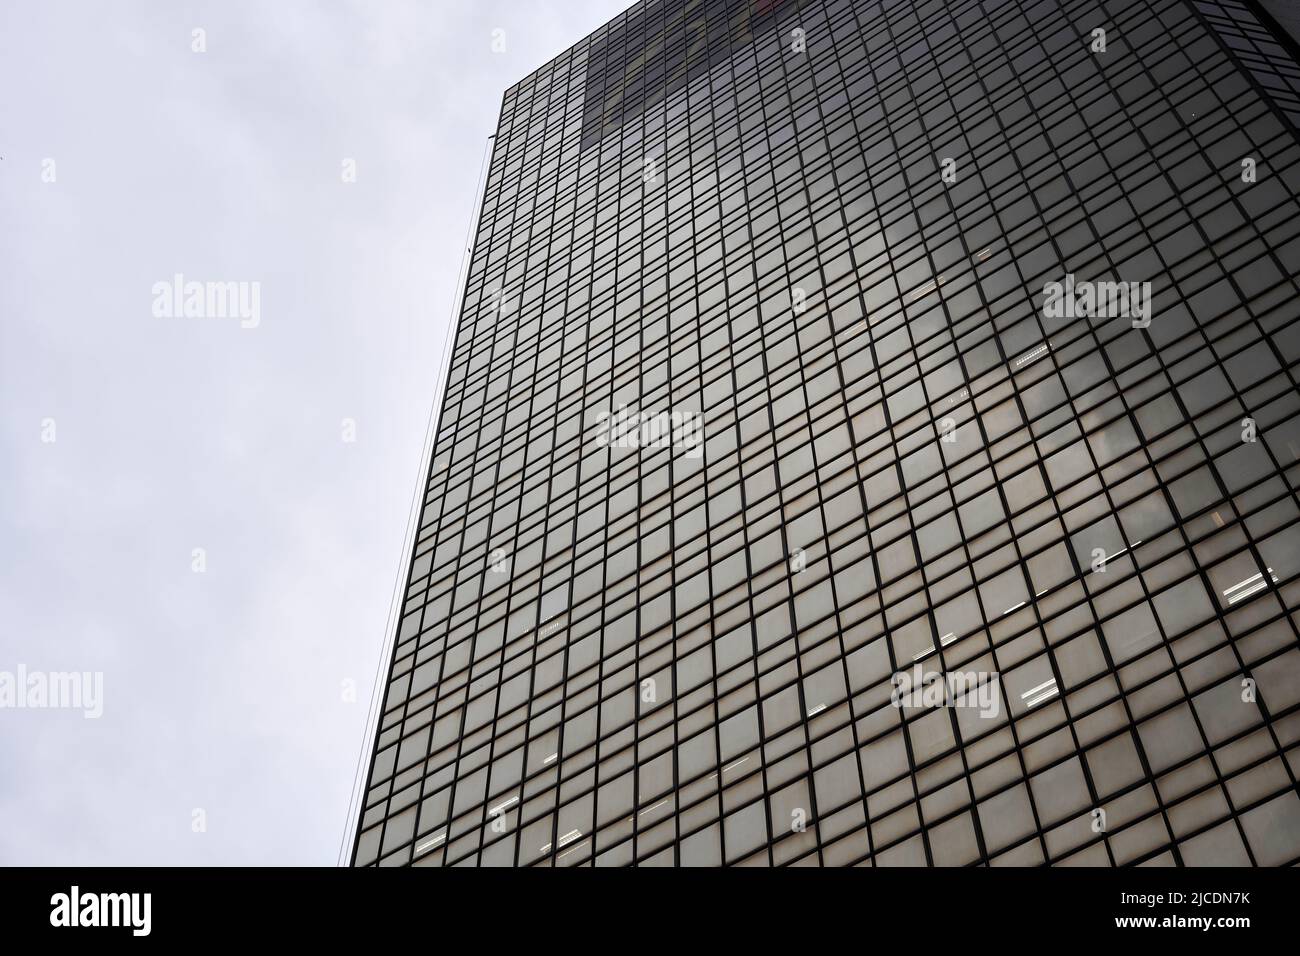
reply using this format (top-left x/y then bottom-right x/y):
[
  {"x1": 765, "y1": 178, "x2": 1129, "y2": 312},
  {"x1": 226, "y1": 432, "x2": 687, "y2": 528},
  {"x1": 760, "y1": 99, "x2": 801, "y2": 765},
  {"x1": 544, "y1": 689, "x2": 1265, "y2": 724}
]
[{"x1": 0, "y1": 0, "x2": 631, "y2": 866}]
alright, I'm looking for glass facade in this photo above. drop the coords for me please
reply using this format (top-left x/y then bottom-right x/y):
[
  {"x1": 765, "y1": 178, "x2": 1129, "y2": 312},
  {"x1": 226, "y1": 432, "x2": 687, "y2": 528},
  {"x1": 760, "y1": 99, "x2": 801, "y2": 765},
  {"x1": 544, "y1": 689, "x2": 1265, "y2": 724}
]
[{"x1": 353, "y1": 0, "x2": 1300, "y2": 867}]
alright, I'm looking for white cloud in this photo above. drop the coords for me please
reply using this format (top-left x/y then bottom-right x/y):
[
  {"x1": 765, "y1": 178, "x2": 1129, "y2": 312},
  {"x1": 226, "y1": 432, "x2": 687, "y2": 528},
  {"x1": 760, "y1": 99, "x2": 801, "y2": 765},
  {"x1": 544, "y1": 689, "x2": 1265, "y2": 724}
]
[{"x1": 0, "y1": 0, "x2": 632, "y2": 865}]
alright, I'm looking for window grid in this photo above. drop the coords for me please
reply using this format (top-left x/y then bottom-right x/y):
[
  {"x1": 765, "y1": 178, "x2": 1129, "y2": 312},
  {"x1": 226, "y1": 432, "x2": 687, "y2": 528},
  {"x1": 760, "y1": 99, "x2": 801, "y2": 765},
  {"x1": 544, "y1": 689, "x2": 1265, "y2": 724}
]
[{"x1": 354, "y1": 0, "x2": 1300, "y2": 868}]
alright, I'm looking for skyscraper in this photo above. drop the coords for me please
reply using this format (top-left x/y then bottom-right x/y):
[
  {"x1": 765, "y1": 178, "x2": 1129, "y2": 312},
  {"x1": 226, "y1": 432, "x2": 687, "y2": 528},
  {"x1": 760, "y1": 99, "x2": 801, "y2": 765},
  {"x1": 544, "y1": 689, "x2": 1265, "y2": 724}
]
[{"x1": 352, "y1": 0, "x2": 1300, "y2": 867}]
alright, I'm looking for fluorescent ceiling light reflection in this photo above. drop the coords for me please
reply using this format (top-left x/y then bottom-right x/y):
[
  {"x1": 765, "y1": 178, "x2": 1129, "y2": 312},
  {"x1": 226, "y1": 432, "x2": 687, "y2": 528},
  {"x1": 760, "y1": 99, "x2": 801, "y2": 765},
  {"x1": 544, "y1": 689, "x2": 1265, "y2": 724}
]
[
  {"x1": 1224, "y1": 568, "x2": 1277, "y2": 604},
  {"x1": 1021, "y1": 677, "x2": 1059, "y2": 709},
  {"x1": 1015, "y1": 343, "x2": 1050, "y2": 368},
  {"x1": 415, "y1": 831, "x2": 446, "y2": 855}
]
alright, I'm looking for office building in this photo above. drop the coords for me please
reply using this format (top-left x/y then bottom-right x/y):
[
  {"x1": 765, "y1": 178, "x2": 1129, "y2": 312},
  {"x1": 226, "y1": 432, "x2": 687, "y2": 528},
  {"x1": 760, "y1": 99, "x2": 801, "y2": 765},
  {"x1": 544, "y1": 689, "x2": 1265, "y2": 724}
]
[{"x1": 354, "y1": 0, "x2": 1300, "y2": 866}]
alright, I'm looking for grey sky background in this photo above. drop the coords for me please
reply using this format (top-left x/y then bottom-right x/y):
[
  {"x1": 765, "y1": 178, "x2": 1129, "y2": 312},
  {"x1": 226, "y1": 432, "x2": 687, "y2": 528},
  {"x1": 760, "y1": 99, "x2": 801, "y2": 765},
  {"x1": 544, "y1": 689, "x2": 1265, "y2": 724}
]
[{"x1": 0, "y1": 0, "x2": 631, "y2": 865}]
